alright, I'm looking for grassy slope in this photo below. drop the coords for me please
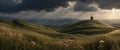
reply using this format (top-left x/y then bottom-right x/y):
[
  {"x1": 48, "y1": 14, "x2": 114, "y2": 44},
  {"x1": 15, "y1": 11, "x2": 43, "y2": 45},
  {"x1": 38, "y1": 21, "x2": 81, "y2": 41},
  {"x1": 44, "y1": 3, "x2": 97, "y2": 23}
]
[
  {"x1": 0, "y1": 20, "x2": 120, "y2": 50},
  {"x1": 0, "y1": 20, "x2": 85, "y2": 50},
  {"x1": 0, "y1": 20, "x2": 58, "y2": 33},
  {"x1": 59, "y1": 20, "x2": 117, "y2": 35}
]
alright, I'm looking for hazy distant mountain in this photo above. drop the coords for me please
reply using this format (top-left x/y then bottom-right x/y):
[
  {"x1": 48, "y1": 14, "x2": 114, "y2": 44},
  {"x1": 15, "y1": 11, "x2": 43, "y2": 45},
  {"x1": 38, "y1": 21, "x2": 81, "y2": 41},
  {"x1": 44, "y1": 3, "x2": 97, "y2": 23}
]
[
  {"x1": 0, "y1": 16, "x2": 80, "y2": 26},
  {"x1": 0, "y1": 16, "x2": 18, "y2": 20},
  {"x1": 1, "y1": 16, "x2": 120, "y2": 26},
  {"x1": 28, "y1": 18, "x2": 80, "y2": 26},
  {"x1": 101, "y1": 20, "x2": 120, "y2": 26}
]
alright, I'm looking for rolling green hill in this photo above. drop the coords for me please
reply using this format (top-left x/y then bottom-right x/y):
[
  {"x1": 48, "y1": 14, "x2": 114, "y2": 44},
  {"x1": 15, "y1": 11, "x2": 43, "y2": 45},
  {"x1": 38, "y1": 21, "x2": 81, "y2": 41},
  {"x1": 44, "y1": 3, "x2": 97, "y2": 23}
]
[
  {"x1": 0, "y1": 20, "x2": 82, "y2": 50},
  {"x1": 0, "y1": 20, "x2": 120, "y2": 50},
  {"x1": 0, "y1": 20, "x2": 57, "y2": 33},
  {"x1": 59, "y1": 20, "x2": 117, "y2": 35}
]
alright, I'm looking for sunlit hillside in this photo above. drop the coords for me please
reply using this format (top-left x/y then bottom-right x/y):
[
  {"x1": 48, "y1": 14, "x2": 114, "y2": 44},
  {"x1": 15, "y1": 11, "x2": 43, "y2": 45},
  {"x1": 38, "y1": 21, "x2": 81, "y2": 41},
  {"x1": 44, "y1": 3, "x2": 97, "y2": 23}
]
[{"x1": 59, "y1": 20, "x2": 117, "y2": 35}]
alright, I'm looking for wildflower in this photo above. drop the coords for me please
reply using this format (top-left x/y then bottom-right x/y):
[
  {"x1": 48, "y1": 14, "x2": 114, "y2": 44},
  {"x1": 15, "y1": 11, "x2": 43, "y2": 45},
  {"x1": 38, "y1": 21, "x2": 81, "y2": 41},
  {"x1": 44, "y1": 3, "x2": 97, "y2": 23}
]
[
  {"x1": 58, "y1": 39, "x2": 74, "y2": 47},
  {"x1": 31, "y1": 41, "x2": 36, "y2": 45},
  {"x1": 99, "y1": 40, "x2": 105, "y2": 43},
  {"x1": 97, "y1": 40, "x2": 105, "y2": 50},
  {"x1": 63, "y1": 43, "x2": 69, "y2": 47},
  {"x1": 6, "y1": 31, "x2": 14, "y2": 38},
  {"x1": 67, "y1": 39, "x2": 74, "y2": 42},
  {"x1": 74, "y1": 45, "x2": 84, "y2": 50}
]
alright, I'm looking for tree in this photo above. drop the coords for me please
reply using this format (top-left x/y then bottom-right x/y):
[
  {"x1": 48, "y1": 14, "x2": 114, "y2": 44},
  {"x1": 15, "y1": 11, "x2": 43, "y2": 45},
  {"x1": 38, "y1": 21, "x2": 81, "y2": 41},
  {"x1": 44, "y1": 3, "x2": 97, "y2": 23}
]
[{"x1": 90, "y1": 16, "x2": 94, "y2": 20}]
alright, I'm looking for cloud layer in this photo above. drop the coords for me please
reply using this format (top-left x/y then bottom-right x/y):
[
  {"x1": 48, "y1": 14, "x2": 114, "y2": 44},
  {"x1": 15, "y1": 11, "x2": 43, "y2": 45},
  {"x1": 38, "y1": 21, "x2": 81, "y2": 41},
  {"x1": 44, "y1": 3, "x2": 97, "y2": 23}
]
[
  {"x1": 0, "y1": 0, "x2": 78, "y2": 13},
  {"x1": 0, "y1": 0, "x2": 120, "y2": 13}
]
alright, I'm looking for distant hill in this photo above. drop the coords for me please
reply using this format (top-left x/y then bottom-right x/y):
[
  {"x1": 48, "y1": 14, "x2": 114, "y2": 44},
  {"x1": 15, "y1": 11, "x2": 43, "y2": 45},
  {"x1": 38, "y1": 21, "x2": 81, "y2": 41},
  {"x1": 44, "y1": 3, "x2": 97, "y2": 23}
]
[
  {"x1": 59, "y1": 20, "x2": 117, "y2": 35},
  {"x1": 0, "y1": 20, "x2": 57, "y2": 34},
  {"x1": 0, "y1": 16, "x2": 18, "y2": 20},
  {"x1": 28, "y1": 18, "x2": 80, "y2": 26},
  {"x1": 0, "y1": 16, "x2": 80, "y2": 26}
]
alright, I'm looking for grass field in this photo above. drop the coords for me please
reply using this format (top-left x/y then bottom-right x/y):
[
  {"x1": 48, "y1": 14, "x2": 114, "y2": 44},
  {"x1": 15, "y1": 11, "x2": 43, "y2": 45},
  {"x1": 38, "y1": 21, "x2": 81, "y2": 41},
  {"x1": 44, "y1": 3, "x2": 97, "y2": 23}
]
[{"x1": 0, "y1": 20, "x2": 120, "y2": 50}]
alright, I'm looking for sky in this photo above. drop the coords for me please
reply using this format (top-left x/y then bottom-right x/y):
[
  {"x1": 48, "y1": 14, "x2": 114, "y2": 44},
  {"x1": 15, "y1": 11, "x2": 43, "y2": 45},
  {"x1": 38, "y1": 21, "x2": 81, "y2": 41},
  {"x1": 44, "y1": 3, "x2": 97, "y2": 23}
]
[{"x1": 0, "y1": 0, "x2": 120, "y2": 20}]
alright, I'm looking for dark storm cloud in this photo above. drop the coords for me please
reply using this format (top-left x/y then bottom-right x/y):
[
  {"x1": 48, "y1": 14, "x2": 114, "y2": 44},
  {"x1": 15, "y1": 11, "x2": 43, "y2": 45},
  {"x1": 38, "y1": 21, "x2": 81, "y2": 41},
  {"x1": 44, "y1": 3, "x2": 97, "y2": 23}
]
[
  {"x1": 73, "y1": 1, "x2": 98, "y2": 11},
  {"x1": 79, "y1": 0, "x2": 120, "y2": 9},
  {"x1": 0, "y1": 0, "x2": 19, "y2": 13},
  {"x1": 0, "y1": 0, "x2": 120, "y2": 13},
  {"x1": 21, "y1": 0, "x2": 99, "y2": 12},
  {"x1": 0, "y1": 0, "x2": 78, "y2": 13},
  {"x1": 97, "y1": 0, "x2": 120, "y2": 9},
  {"x1": 20, "y1": 0, "x2": 76, "y2": 11}
]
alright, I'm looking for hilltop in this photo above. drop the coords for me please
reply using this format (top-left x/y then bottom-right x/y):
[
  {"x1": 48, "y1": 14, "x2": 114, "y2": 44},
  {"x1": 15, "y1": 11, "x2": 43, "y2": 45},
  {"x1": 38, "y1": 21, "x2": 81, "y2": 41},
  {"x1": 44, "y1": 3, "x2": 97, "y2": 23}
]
[{"x1": 59, "y1": 20, "x2": 117, "y2": 35}]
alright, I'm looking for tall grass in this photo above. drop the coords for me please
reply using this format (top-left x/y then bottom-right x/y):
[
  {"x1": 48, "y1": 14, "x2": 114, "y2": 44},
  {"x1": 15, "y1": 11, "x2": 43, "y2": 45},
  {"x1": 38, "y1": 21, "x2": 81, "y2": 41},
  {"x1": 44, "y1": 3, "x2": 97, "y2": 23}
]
[
  {"x1": 0, "y1": 29, "x2": 120, "y2": 50},
  {"x1": 0, "y1": 20, "x2": 120, "y2": 50}
]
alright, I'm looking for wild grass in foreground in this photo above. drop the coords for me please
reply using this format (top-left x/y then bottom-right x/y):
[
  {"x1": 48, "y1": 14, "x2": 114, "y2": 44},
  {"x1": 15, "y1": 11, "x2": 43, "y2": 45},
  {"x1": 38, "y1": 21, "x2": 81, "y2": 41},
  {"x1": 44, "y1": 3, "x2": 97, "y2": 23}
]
[{"x1": 0, "y1": 29, "x2": 120, "y2": 50}]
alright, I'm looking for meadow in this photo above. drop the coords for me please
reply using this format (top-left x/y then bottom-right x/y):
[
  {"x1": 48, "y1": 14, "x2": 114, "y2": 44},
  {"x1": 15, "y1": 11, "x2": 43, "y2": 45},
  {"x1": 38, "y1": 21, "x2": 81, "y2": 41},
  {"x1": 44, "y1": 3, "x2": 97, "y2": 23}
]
[{"x1": 0, "y1": 20, "x2": 120, "y2": 50}]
